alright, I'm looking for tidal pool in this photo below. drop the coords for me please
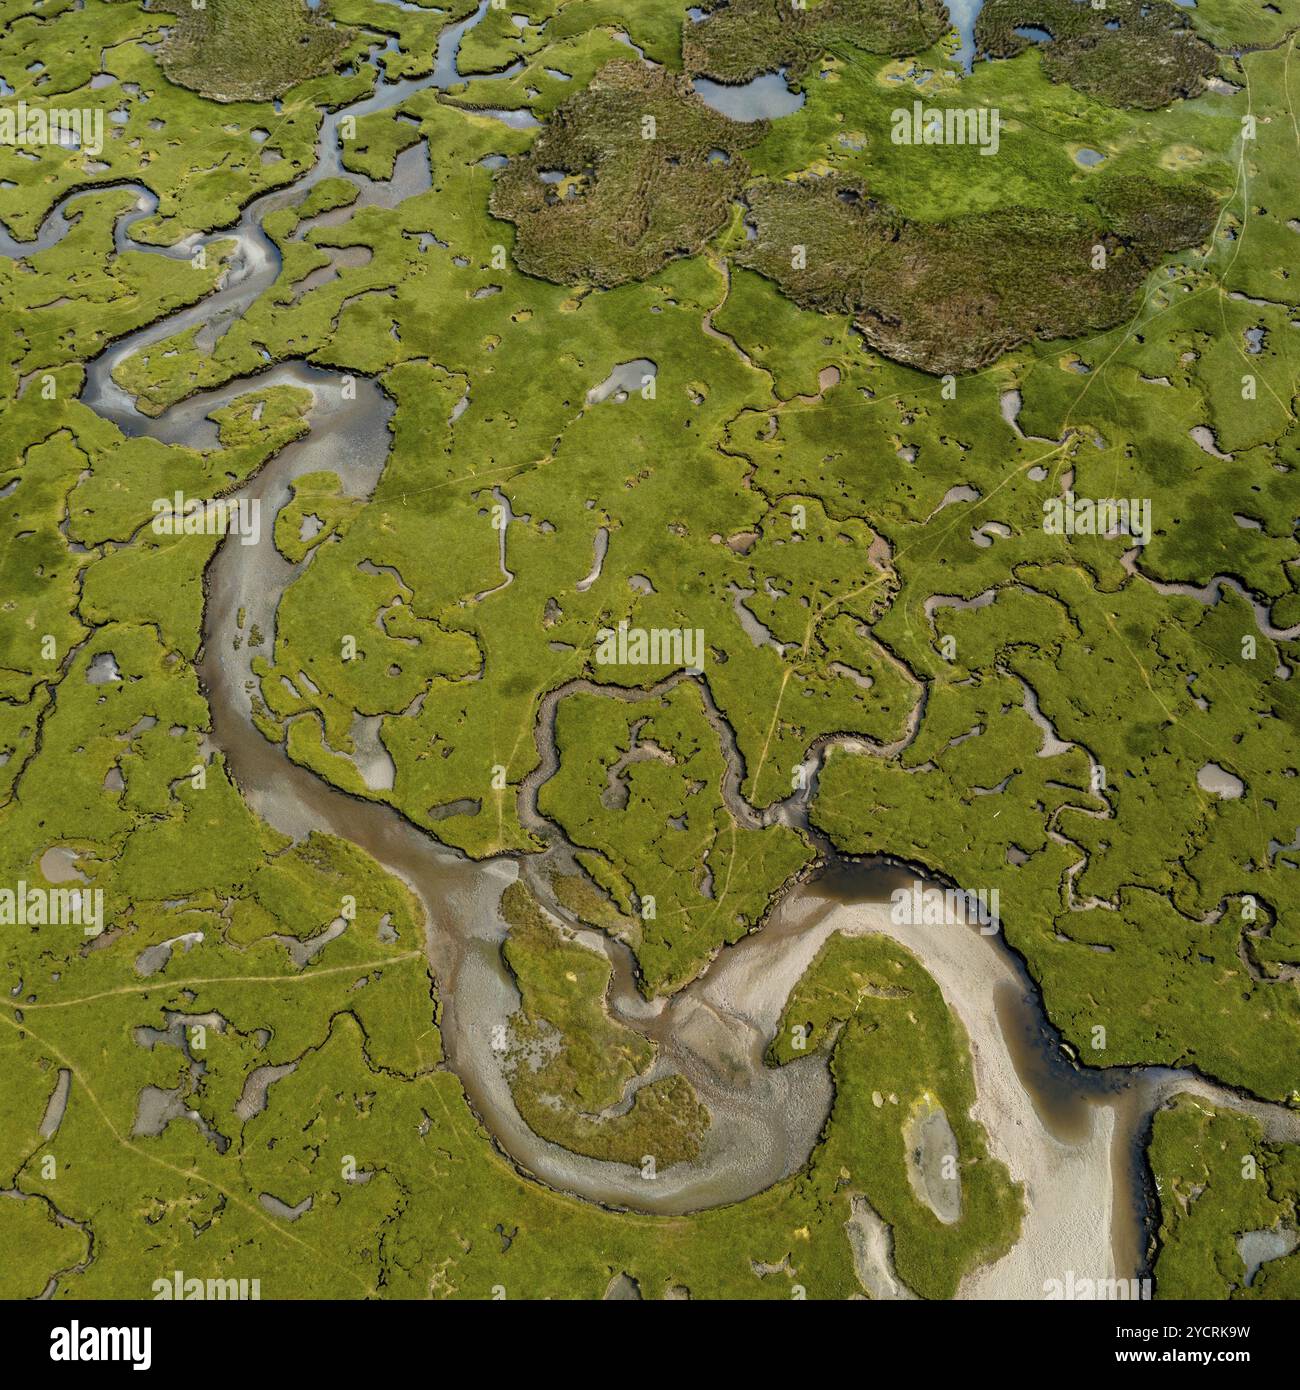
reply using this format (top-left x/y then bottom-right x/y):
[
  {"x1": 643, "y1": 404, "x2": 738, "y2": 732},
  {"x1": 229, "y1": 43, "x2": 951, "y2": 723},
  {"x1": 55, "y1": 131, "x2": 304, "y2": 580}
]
[{"x1": 692, "y1": 70, "x2": 804, "y2": 121}]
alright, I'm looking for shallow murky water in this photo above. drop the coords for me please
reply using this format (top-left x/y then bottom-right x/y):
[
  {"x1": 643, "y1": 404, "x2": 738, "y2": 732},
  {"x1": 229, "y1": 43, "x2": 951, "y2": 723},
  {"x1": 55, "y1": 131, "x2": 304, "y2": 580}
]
[{"x1": 692, "y1": 71, "x2": 805, "y2": 121}]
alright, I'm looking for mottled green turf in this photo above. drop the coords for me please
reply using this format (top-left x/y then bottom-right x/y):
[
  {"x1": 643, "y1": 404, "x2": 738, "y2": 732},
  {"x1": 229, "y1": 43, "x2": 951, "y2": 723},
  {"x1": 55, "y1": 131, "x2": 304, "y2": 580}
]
[{"x1": 1149, "y1": 1097, "x2": 1300, "y2": 1298}]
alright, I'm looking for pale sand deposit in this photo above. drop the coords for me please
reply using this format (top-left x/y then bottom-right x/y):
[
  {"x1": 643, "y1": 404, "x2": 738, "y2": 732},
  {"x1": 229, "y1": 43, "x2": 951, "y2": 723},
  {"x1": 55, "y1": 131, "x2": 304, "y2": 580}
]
[{"x1": 697, "y1": 890, "x2": 1118, "y2": 1299}]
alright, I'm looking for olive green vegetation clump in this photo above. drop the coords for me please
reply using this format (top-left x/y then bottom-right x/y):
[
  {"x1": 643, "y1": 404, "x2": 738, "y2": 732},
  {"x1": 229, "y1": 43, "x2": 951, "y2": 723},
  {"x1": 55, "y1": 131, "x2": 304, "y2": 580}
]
[
  {"x1": 683, "y1": 0, "x2": 952, "y2": 83},
  {"x1": 489, "y1": 61, "x2": 767, "y2": 287},
  {"x1": 1149, "y1": 1098, "x2": 1300, "y2": 1299},
  {"x1": 976, "y1": 0, "x2": 1218, "y2": 109},
  {"x1": 158, "y1": 0, "x2": 354, "y2": 102},
  {"x1": 736, "y1": 174, "x2": 1219, "y2": 373},
  {"x1": 500, "y1": 882, "x2": 710, "y2": 1169},
  {"x1": 538, "y1": 684, "x2": 815, "y2": 995}
]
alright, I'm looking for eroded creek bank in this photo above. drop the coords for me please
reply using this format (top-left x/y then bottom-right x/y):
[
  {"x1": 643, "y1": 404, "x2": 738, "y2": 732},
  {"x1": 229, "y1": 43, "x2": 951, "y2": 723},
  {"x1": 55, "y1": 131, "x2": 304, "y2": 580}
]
[{"x1": 48, "y1": 2, "x2": 1300, "y2": 1295}]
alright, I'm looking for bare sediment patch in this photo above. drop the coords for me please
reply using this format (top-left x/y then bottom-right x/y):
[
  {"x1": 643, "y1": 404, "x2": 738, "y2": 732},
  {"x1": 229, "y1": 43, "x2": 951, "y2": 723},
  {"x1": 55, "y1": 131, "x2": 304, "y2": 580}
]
[
  {"x1": 235, "y1": 1062, "x2": 299, "y2": 1123},
  {"x1": 39, "y1": 1069, "x2": 72, "y2": 1139},
  {"x1": 39, "y1": 847, "x2": 89, "y2": 885},
  {"x1": 134, "y1": 931, "x2": 204, "y2": 977},
  {"x1": 259, "y1": 1191, "x2": 312, "y2": 1221},
  {"x1": 1237, "y1": 1228, "x2": 1298, "y2": 1287},
  {"x1": 903, "y1": 1096, "x2": 963, "y2": 1225},
  {"x1": 602, "y1": 1271, "x2": 643, "y2": 1299},
  {"x1": 844, "y1": 1194, "x2": 918, "y2": 1300},
  {"x1": 1189, "y1": 425, "x2": 1233, "y2": 461},
  {"x1": 585, "y1": 360, "x2": 656, "y2": 407},
  {"x1": 1197, "y1": 762, "x2": 1244, "y2": 801}
]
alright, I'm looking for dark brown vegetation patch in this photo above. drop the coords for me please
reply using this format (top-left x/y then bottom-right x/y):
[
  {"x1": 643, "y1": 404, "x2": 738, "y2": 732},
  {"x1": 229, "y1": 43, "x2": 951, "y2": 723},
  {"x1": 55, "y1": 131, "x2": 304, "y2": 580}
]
[
  {"x1": 735, "y1": 174, "x2": 1220, "y2": 373},
  {"x1": 976, "y1": 0, "x2": 1219, "y2": 108},
  {"x1": 682, "y1": 0, "x2": 953, "y2": 84},
  {"x1": 490, "y1": 61, "x2": 767, "y2": 287}
]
